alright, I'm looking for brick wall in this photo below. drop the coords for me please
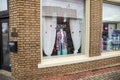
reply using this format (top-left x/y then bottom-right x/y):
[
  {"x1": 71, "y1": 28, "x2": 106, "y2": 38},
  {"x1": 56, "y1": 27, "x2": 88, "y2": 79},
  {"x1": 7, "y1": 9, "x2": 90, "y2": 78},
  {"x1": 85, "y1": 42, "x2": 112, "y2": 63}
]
[
  {"x1": 9, "y1": 0, "x2": 120, "y2": 80},
  {"x1": 9, "y1": 0, "x2": 41, "y2": 79},
  {"x1": 89, "y1": 0, "x2": 103, "y2": 57}
]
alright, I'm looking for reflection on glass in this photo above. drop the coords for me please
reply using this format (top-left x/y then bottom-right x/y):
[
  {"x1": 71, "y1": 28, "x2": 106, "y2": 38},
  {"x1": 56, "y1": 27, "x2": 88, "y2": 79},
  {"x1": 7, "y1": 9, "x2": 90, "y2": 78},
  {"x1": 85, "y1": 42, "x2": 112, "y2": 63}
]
[
  {"x1": 102, "y1": 23, "x2": 120, "y2": 52},
  {"x1": 102, "y1": 3, "x2": 120, "y2": 52},
  {"x1": 2, "y1": 23, "x2": 10, "y2": 66}
]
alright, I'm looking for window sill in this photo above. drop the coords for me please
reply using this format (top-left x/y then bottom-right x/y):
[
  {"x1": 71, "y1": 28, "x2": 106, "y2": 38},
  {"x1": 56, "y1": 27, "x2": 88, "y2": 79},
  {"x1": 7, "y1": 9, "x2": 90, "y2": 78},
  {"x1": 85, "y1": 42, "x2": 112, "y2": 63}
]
[
  {"x1": 102, "y1": 51, "x2": 120, "y2": 54},
  {"x1": 38, "y1": 52, "x2": 120, "y2": 68}
]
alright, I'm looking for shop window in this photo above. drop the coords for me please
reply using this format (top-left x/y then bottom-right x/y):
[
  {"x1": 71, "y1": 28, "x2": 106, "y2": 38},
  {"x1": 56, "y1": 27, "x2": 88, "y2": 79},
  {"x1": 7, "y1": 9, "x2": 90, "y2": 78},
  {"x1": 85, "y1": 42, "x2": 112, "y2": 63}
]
[
  {"x1": 102, "y1": 3, "x2": 120, "y2": 52},
  {"x1": 42, "y1": 0, "x2": 85, "y2": 57}
]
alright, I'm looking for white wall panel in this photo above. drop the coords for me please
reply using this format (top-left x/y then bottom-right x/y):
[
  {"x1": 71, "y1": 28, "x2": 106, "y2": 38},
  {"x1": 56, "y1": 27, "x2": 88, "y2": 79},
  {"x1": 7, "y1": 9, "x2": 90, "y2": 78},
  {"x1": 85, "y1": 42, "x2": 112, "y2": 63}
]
[{"x1": 0, "y1": 0, "x2": 7, "y2": 11}]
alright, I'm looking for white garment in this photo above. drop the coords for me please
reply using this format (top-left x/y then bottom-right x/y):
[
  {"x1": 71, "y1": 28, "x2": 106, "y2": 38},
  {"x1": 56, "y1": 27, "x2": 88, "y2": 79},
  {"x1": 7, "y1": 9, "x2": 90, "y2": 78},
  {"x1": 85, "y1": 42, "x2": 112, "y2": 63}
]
[{"x1": 61, "y1": 30, "x2": 64, "y2": 43}]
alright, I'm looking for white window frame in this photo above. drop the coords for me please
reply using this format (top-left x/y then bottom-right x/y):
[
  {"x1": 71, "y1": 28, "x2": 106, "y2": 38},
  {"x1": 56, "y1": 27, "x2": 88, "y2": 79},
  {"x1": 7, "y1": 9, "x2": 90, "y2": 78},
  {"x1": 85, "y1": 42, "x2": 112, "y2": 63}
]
[
  {"x1": 105, "y1": 0, "x2": 120, "y2": 3},
  {"x1": 38, "y1": 0, "x2": 90, "y2": 68},
  {"x1": 38, "y1": 0, "x2": 120, "y2": 68}
]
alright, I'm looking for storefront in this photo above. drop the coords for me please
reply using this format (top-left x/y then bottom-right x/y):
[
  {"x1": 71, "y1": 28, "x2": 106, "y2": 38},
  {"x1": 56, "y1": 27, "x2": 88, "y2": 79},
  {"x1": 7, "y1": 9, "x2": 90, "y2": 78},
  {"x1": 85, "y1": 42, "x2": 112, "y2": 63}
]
[{"x1": 0, "y1": 0, "x2": 120, "y2": 80}]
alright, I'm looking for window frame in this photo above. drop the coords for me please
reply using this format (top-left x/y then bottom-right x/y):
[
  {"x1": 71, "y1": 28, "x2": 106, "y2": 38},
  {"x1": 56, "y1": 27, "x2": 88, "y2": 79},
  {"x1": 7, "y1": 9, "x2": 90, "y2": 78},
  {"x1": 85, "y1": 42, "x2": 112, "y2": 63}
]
[
  {"x1": 38, "y1": 0, "x2": 120, "y2": 68},
  {"x1": 104, "y1": 0, "x2": 120, "y2": 5},
  {"x1": 41, "y1": 0, "x2": 89, "y2": 58},
  {"x1": 39, "y1": 0, "x2": 90, "y2": 68}
]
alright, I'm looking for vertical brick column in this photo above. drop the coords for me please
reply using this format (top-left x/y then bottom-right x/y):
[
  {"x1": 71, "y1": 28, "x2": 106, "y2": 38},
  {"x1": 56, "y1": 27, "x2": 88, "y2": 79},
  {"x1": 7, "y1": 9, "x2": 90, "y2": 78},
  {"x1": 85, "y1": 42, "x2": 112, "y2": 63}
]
[
  {"x1": 89, "y1": 0, "x2": 103, "y2": 57},
  {"x1": 9, "y1": 0, "x2": 41, "y2": 79}
]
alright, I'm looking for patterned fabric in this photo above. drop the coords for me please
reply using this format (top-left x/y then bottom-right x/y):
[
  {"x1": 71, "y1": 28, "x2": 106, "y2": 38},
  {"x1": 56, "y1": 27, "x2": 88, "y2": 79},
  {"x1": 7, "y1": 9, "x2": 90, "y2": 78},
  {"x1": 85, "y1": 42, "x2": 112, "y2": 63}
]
[{"x1": 56, "y1": 31, "x2": 67, "y2": 55}]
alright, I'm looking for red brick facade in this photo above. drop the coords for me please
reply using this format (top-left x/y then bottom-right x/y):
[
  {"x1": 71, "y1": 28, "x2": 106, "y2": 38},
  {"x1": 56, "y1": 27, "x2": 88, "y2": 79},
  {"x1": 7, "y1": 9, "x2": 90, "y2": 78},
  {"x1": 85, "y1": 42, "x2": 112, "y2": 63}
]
[{"x1": 89, "y1": 0, "x2": 103, "y2": 57}]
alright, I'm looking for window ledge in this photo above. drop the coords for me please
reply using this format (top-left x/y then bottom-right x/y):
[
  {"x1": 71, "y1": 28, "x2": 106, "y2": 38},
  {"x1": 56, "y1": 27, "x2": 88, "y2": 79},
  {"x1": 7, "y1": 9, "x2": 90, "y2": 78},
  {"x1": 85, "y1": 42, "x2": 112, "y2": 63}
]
[
  {"x1": 105, "y1": 0, "x2": 120, "y2": 3},
  {"x1": 38, "y1": 52, "x2": 120, "y2": 68}
]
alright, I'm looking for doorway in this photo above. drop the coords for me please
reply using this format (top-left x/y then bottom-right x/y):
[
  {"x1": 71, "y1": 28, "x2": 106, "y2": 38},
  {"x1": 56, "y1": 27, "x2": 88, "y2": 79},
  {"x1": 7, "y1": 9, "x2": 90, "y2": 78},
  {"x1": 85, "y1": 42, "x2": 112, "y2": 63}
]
[{"x1": 0, "y1": 18, "x2": 11, "y2": 71}]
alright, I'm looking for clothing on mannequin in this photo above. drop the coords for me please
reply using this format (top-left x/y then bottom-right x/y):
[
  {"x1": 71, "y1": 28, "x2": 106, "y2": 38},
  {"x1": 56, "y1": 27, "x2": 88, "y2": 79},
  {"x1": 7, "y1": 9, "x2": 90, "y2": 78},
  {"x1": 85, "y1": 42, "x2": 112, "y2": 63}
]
[{"x1": 56, "y1": 28, "x2": 67, "y2": 55}]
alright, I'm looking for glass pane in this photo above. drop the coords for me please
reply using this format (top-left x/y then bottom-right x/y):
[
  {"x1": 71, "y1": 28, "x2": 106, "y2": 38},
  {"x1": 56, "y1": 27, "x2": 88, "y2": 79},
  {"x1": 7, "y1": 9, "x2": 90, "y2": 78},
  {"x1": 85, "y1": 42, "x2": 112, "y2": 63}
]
[
  {"x1": 2, "y1": 23, "x2": 10, "y2": 66},
  {"x1": 102, "y1": 23, "x2": 120, "y2": 52},
  {"x1": 42, "y1": 0, "x2": 85, "y2": 57},
  {"x1": 102, "y1": 3, "x2": 120, "y2": 52}
]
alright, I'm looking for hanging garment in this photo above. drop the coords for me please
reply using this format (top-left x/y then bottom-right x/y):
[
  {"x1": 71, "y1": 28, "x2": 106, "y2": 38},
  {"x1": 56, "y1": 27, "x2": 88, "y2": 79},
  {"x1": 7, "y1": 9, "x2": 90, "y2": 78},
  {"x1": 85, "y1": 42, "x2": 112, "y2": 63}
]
[{"x1": 56, "y1": 30, "x2": 67, "y2": 55}]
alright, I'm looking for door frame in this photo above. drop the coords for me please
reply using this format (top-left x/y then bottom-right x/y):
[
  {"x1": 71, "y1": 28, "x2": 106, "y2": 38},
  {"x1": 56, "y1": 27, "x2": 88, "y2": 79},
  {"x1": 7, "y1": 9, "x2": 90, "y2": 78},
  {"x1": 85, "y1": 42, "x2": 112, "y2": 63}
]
[{"x1": 0, "y1": 18, "x2": 10, "y2": 71}]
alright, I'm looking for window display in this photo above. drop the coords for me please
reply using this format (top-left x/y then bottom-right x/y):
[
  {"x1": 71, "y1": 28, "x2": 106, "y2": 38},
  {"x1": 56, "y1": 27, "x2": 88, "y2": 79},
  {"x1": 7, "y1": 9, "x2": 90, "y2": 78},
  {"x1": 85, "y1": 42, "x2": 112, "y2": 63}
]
[
  {"x1": 102, "y1": 23, "x2": 120, "y2": 52},
  {"x1": 42, "y1": 0, "x2": 85, "y2": 57},
  {"x1": 102, "y1": 3, "x2": 120, "y2": 52}
]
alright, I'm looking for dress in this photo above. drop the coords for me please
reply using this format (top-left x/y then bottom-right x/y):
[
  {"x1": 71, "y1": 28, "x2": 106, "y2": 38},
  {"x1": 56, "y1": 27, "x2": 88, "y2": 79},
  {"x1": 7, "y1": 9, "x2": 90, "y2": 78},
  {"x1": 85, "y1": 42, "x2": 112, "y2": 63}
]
[{"x1": 56, "y1": 30, "x2": 67, "y2": 55}]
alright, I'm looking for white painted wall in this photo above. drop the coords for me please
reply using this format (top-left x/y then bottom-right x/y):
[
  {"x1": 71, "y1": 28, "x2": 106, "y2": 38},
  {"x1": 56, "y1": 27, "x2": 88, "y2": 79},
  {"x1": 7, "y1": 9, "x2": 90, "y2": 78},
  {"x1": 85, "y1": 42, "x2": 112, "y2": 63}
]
[
  {"x1": 0, "y1": 0, "x2": 7, "y2": 11},
  {"x1": 103, "y1": 3, "x2": 120, "y2": 22}
]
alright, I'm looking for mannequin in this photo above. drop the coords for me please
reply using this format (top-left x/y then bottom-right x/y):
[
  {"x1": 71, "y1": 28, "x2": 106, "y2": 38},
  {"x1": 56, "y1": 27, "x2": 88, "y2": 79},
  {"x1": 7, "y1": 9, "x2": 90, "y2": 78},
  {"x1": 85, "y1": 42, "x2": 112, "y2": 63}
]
[{"x1": 56, "y1": 28, "x2": 67, "y2": 55}]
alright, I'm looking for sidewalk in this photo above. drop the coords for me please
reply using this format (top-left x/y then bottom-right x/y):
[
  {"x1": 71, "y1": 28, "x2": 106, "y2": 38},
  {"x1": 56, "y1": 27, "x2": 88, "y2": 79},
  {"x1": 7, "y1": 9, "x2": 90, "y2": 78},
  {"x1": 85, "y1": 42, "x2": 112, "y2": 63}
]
[
  {"x1": 79, "y1": 70, "x2": 120, "y2": 80},
  {"x1": 0, "y1": 70, "x2": 13, "y2": 80},
  {"x1": 39, "y1": 70, "x2": 120, "y2": 80},
  {"x1": 0, "y1": 66, "x2": 120, "y2": 80},
  {"x1": 39, "y1": 65, "x2": 120, "y2": 80},
  {"x1": 0, "y1": 74, "x2": 12, "y2": 80}
]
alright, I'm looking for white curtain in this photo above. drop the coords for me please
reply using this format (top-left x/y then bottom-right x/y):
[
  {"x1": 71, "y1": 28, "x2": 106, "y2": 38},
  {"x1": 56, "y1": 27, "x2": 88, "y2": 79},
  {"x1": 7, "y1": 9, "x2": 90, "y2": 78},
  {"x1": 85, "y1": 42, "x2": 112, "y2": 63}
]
[
  {"x1": 42, "y1": 17, "x2": 57, "y2": 56},
  {"x1": 70, "y1": 19, "x2": 82, "y2": 54}
]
